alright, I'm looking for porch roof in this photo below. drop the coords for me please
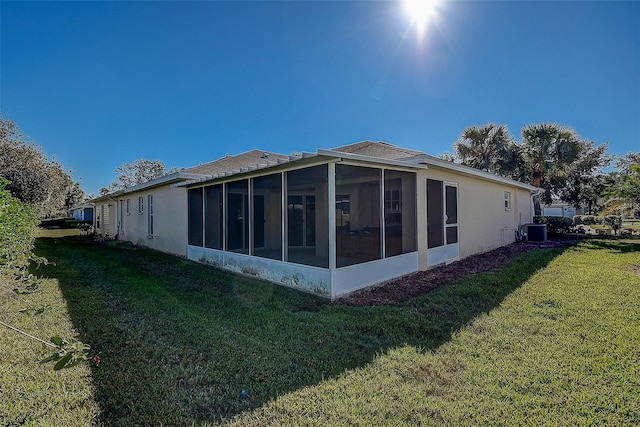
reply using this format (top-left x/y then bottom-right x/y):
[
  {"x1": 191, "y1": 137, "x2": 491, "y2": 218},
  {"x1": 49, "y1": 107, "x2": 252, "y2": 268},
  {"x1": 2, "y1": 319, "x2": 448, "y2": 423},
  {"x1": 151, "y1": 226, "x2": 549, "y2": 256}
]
[{"x1": 176, "y1": 148, "x2": 429, "y2": 188}]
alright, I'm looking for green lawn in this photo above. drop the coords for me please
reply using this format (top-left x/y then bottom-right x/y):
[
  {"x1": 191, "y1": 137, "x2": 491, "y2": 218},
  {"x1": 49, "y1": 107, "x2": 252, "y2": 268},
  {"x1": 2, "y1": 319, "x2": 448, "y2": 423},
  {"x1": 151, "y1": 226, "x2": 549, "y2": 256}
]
[{"x1": 1, "y1": 237, "x2": 638, "y2": 425}]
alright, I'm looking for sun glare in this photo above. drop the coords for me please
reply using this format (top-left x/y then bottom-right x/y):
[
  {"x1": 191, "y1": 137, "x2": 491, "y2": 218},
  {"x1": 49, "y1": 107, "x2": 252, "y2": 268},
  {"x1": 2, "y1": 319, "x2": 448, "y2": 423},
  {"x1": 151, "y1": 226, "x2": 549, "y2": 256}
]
[{"x1": 403, "y1": 0, "x2": 440, "y2": 34}]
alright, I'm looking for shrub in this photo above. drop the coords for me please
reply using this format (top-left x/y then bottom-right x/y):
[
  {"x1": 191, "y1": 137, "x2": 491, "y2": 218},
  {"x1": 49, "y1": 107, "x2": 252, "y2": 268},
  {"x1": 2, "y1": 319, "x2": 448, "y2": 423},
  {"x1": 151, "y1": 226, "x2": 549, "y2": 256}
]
[
  {"x1": 533, "y1": 215, "x2": 573, "y2": 236},
  {"x1": 603, "y1": 215, "x2": 623, "y2": 235},
  {"x1": 0, "y1": 179, "x2": 39, "y2": 277},
  {"x1": 63, "y1": 219, "x2": 92, "y2": 229},
  {"x1": 573, "y1": 215, "x2": 602, "y2": 225}
]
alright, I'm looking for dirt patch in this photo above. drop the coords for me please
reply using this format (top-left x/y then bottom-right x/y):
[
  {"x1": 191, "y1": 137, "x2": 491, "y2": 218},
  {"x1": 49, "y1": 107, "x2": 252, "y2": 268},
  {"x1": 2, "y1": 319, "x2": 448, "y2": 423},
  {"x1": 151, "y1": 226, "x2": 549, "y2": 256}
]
[{"x1": 336, "y1": 240, "x2": 573, "y2": 307}]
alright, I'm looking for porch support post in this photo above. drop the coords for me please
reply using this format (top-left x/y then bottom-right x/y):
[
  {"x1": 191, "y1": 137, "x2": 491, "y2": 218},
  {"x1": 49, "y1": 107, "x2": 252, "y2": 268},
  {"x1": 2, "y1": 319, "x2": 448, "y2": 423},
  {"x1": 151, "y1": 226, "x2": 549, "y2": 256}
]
[
  {"x1": 248, "y1": 178, "x2": 253, "y2": 256},
  {"x1": 328, "y1": 162, "x2": 336, "y2": 299},
  {"x1": 281, "y1": 172, "x2": 286, "y2": 262},
  {"x1": 380, "y1": 169, "x2": 385, "y2": 259}
]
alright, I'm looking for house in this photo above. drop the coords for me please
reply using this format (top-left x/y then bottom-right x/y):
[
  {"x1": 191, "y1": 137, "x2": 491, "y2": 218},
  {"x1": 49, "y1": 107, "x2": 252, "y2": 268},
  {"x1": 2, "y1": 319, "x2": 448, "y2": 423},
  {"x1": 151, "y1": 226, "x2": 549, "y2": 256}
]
[
  {"x1": 68, "y1": 204, "x2": 94, "y2": 222},
  {"x1": 542, "y1": 203, "x2": 587, "y2": 218},
  {"x1": 93, "y1": 142, "x2": 538, "y2": 299}
]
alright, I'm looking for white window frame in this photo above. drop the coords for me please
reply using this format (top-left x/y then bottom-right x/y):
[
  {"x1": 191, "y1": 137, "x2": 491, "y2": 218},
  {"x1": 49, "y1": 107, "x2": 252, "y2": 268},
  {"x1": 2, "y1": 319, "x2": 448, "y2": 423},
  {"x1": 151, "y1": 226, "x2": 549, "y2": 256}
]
[
  {"x1": 138, "y1": 196, "x2": 144, "y2": 215},
  {"x1": 126, "y1": 198, "x2": 130, "y2": 215},
  {"x1": 504, "y1": 191, "x2": 512, "y2": 211}
]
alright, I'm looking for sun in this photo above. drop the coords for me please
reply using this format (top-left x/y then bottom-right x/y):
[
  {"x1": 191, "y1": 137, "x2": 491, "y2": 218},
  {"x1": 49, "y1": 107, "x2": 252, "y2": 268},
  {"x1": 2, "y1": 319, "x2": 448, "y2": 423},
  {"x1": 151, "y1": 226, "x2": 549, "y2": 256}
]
[{"x1": 403, "y1": 0, "x2": 440, "y2": 34}]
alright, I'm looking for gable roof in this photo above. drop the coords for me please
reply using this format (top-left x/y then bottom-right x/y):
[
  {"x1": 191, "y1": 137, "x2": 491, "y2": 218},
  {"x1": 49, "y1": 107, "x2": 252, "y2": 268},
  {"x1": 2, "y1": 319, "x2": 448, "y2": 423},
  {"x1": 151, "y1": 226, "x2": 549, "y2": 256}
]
[
  {"x1": 331, "y1": 141, "x2": 425, "y2": 160},
  {"x1": 182, "y1": 149, "x2": 289, "y2": 176}
]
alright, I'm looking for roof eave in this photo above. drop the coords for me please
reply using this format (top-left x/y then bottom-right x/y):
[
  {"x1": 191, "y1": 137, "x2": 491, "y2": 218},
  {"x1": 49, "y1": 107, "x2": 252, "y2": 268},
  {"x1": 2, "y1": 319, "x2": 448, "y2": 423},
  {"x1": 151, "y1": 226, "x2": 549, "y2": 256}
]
[
  {"x1": 316, "y1": 149, "x2": 429, "y2": 170},
  {"x1": 412, "y1": 155, "x2": 539, "y2": 191},
  {"x1": 91, "y1": 172, "x2": 208, "y2": 202}
]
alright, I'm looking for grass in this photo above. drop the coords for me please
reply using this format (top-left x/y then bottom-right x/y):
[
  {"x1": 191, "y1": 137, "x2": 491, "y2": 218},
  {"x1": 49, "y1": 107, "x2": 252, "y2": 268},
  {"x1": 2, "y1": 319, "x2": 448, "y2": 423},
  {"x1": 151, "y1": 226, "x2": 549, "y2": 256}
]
[{"x1": 1, "y1": 237, "x2": 638, "y2": 425}]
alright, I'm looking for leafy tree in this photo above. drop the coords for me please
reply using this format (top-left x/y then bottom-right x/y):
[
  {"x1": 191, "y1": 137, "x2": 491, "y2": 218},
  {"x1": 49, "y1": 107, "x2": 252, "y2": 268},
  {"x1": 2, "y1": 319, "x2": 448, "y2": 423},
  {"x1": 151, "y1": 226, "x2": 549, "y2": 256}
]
[
  {"x1": 615, "y1": 163, "x2": 640, "y2": 206},
  {"x1": 454, "y1": 124, "x2": 520, "y2": 176},
  {"x1": 557, "y1": 140, "x2": 611, "y2": 213},
  {"x1": 615, "y1": 152, "x2": 640, "y2": 174},
  {"x1": 101, "y1": 159, "x2": 175, "y2": 193},
  {"x1": 0, "y1": 117, "x2": 84, "y2": 217}
]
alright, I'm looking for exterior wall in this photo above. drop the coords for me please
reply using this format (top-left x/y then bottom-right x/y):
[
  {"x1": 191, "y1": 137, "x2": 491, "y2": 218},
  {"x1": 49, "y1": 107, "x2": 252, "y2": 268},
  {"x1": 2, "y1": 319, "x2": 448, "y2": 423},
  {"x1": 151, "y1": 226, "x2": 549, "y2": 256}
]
[
  {"x1": 418, "y1": 167, "x2": 533, "y2": 267},
  {"x1": 118, "y1": 185, "x2": 188, "y2": 257},
  {"x1": 188, "y1": 246, "x2": 331, "y2": 297},
  {"x1": 334, "y1": 252, "x2": 418, "y2": 297}
]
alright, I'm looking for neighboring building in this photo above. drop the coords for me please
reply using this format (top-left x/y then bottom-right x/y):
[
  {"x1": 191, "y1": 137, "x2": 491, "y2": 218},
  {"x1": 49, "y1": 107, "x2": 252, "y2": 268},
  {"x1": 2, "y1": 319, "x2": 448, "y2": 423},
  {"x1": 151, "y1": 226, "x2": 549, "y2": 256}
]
[
  {"x1": 93, "y1": 142, "x2": 538, "y2": 299},
  {"x1": 542, "y1": 203, "x2": 587, "y2": 218},
  {"x1": 69, "y1": 204, "x2": 94, "y2": 222}
]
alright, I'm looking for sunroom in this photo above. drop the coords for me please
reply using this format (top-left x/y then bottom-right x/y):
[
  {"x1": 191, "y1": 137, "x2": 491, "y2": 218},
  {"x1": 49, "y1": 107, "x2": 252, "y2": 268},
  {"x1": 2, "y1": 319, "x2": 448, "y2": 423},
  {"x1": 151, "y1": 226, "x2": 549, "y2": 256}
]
[{"x1": 183, "y1": 150, "x2": 425, "y2": 299}]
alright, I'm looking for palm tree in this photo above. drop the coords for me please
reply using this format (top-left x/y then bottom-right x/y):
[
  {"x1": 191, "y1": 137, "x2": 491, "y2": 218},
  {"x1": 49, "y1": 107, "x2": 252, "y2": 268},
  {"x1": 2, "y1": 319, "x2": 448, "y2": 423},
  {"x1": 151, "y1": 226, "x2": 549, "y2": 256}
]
[
  {"x1": 454, "y1": 124, "x2": 519, "y2": 177},
  {"x1": 520, "y1": 123, "x2": 583, "y2": 198}
]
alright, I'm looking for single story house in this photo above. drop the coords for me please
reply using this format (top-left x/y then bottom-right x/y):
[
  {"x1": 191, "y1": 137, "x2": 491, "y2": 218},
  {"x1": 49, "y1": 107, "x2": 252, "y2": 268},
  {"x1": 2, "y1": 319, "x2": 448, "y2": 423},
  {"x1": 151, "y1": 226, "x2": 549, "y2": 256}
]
[
  {"x1": 542, "y1": 203, "x2": 587, "y2": 218},
  {"x1": 68, "y1": 204, "x2": 94, "y2": 222},
  {"x1": 93, "y1": 141, "x2": 539, "y2": 299}
]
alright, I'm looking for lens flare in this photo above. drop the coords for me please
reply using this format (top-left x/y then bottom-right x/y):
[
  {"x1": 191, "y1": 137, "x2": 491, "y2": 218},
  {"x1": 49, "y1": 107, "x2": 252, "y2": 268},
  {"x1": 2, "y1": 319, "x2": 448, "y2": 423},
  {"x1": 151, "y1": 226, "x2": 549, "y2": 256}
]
[{"x1": 403, "y1": 0, "x2": 440, "y2": 35}]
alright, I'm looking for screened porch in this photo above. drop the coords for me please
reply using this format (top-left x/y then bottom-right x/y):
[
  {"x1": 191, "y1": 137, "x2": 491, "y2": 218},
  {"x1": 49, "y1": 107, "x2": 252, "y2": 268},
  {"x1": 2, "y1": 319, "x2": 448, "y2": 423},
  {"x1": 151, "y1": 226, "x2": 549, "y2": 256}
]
[{"x1": 186, "y1": 158, "x2": 420, "y2": 298}]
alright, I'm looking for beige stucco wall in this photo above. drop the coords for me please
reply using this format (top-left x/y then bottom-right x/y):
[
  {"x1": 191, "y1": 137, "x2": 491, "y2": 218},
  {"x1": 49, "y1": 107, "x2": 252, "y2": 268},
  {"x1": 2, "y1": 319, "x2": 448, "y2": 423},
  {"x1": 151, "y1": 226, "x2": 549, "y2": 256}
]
[
  {"x1": 117, "y1": 186, "x2": 188, "y2": 257},
  {"x1": 417, "y1": 167, "x2": 533, "y2": 270}
]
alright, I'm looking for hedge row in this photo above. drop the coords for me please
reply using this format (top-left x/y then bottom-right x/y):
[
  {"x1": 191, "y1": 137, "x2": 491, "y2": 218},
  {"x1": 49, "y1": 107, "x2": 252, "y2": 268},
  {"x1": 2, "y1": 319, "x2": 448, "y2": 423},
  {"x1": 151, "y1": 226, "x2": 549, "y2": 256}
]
[{"x1": 533, "y1": 214, "x2": 625, "y2": 235}]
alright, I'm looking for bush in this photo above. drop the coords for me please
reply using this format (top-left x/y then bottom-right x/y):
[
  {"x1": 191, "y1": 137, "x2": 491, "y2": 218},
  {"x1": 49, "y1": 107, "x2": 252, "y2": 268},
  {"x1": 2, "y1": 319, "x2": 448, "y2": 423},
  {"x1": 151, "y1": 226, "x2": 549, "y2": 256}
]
[
  {"x1": 573, "y1": 215, "x2": 602, "y2": 225},
  {"x1": 0, "y1": 179, "x2": 39, "y2": 278},
  {"x1": 603, "y1": 215, "x2": 623, "y2": 235},
  {"x1": 63, "y1": 219, "x2": 92, "y2": 229},
  {"x1": 533, "y1": 215, "x2": 573, "y2": 236}
]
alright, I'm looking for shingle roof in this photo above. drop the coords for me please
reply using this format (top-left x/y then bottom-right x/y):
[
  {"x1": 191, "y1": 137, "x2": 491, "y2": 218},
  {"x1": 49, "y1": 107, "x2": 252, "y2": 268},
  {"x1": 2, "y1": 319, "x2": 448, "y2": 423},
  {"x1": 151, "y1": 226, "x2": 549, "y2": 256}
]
[
  {"x1": 182, "y1": 149, "x2": 289, "y2": 176},
  {"x1": 331, "y1": 141, "x2": 425, "y2": 160}
]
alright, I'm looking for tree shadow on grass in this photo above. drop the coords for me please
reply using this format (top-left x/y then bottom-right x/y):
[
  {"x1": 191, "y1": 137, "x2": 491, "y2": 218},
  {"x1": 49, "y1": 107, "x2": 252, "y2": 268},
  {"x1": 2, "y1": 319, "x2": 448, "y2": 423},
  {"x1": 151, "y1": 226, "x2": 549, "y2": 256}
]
[
  {"x1": 582, "y1": 238, "x2": 640, "y2": 253},
  {"x1": 33, "y1": 237, "x2": 570, "y2": 425}
]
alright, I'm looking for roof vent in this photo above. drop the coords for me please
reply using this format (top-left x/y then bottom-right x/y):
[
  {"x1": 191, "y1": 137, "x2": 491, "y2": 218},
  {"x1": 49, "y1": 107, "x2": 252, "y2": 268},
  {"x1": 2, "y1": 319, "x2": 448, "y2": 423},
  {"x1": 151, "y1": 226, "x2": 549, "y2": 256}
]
[{"x1": 260, "y1": 153, "x2": 269, "y2": 159}]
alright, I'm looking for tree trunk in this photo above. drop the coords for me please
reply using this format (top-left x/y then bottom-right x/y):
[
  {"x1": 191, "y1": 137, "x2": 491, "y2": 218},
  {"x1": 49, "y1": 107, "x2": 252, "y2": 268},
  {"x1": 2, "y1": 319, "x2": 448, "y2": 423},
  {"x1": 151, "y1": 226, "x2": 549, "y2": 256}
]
[{"x1": 533, "y1": 194, "x2": 542, "y2": 216}]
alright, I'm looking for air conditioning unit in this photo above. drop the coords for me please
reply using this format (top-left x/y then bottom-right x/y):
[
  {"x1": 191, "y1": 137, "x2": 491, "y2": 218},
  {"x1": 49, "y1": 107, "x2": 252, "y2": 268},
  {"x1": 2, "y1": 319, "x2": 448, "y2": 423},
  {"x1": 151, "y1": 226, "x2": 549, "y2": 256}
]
[{"x1": 520, "y1": 223, "x2": 547, "y2": 242}]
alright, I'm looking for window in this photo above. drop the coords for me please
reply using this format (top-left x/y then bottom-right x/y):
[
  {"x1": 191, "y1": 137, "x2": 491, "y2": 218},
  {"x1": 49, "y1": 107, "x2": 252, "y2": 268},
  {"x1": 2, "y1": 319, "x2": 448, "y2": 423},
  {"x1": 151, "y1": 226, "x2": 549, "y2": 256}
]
[
  {"x1": 147, "y1": 195, "x2": 154, "y2": 236},
  {"x1": 335, "y1": 164, "x2": 381, "y2": 267},
  {"x1": 504, "y1": 191, "x2": 512, "y2": 210},
  {"x1": 138, "y1": 196, "x2": 144, "y2": 214},
  {"x1": 335, "y1": 194, "x2": 351, "y2": 227},
  {"x1": 384, "y1": 171, "x2": 416, "y2": 257},
  {"x1": 384, "y1": 189, "x2": 401, "y2": 213},
  {"x1": 126, "y1": 199, "x2": 130, "y2": 215},
  {"x1": 188, "y1": 188, "x2": 204, "y2": 246}
]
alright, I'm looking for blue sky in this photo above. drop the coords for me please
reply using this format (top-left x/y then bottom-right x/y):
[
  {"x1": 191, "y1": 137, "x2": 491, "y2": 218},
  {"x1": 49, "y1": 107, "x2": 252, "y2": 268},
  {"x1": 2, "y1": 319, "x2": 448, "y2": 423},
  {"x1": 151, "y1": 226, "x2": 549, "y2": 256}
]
[{"x1": 2, "y1": 1, "x2": 638, "y2": 196}]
